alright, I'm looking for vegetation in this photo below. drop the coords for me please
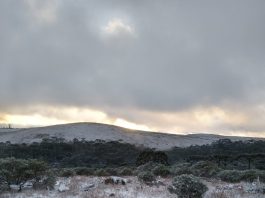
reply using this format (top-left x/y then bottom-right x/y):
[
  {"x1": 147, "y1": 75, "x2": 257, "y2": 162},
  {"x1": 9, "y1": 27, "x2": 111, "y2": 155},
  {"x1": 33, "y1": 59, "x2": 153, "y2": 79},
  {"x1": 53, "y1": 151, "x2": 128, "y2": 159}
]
[
  {"x1": 0, "y1": 138, "x2": 142, "y2": 168},
  {"x1": 1, "y1": 138, "x2": 265, "y2": 170},
  {"x1": 0, "y1": 158, "x2": 54, "y2": 192},
  {"x1": 217, "y1": 169, "x2": 265, "y2": 183},
  {"x1": 74, "y1": 167, "x2": 95, "y2": 176},
  {"x1": 118, "y1": 167, "x2": 134, "y2": 176},
  {"x1": 189, "y1": 161, "x2": 220, "y2": 178},
  {"x1": 137, "y1": 171, "x2": 155, "y2": 184},
  {"x1": 136, "y1": 150, "x2": 169, "y2": 166},
  {"x1": 1, "y1": 138, "x2": 265, "y2": 195},
  {"x1": 152, "y1": 164, "x2": 171, "y2": 177},
  {"x1": 167, "y1": 139, "x2": 265, "y2": 170},
  {"x1": 169, "y1": 174, "x2": 208, "y2": 198}
]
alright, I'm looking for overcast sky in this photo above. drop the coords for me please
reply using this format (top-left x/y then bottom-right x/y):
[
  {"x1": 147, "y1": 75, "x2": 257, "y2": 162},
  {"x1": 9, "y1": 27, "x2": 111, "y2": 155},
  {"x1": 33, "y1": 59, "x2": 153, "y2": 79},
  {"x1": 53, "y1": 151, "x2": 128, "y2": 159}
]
[{"x1": 1, "y1": 0, "x2": 265, "y2": 136}]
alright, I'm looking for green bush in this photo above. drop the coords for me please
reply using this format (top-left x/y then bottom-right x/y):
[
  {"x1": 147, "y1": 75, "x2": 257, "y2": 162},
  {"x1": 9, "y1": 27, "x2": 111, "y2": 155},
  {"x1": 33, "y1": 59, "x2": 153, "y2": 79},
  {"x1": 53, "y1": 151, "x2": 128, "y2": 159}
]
[
  {"x1": 95, "y1": 169, "x2": 110, "y2": 176},
  {"x1": 42, "y1": 173, "x2": 56, "y2": 190},
  {"x1": 169, "y1": 174, "x2": 208, "y2": 198},
  {"x1": 152, "y1": 164, "x2": 171, "y2": 177},
  {"x1": 136, "y1": 162, "x2": 158, "y2": 174},
  {"x1": 171, "y1": 163, "x2": 192, "y2": 176},
  {"x1": 0, "y1": 158, "x2": 53, "y2": 192},
  {"x1": 217, "y1": 170, "x2": 242, "y2": 183},
  {"x1": 105, "y1": 168, "x2": 118, "y2": 176},
  {"x1": 241, "y1": 170, "x2": 260, "y2": 182},
  {"x1": 138, "y1": 171, "x2": 155, "y2": 183},
  {"x1": 60, "y1": 168, "x2": 75, "y2": 177},
  {"x1": 136, "y1": 151, "x2": 168, "y2": 166},
  {"x1": 118, "y1": 167, "x2": 134, "y2": 176},
  {"x1": 190, "y1": 161, "x2": 220, "y2": 178},
  {"x1": 0, "y1": 182, "x2": 9, "y2": 193},
  {"x1": 218, "y1": 169, "x2": 265, "y2": 183},
  {"x1": 74, "y1": 167, "x2": 95, "y2": 176},
  {"x1": 33, "y1": 171, "x2": 56, "y2": 190}
]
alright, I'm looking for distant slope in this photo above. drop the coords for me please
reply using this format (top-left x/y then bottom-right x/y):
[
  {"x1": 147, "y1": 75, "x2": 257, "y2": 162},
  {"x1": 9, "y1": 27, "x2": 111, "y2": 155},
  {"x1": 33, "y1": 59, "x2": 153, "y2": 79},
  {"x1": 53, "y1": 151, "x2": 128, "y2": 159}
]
[{"x1": 0, "y1": 123, "x2": 262, "y2": 150}]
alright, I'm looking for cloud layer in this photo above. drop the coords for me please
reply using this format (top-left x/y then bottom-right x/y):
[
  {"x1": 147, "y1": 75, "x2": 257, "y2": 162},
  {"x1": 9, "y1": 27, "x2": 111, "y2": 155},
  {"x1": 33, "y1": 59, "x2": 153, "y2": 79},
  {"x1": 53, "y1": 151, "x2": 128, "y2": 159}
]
[{"x1": 1, "y1": 0, "x2": 265, "y2": 135}]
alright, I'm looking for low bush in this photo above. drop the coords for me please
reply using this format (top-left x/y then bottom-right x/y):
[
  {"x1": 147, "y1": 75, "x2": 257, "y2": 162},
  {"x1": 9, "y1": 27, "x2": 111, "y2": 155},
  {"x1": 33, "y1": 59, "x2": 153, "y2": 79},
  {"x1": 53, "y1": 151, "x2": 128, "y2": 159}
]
[
  {"x1": 94, "y1": 169, "x2": 111, "y2": 176},
  {"x1": 0, "y1": 182, "x2": 9, "y2": 193},
  {"x1": 190, "y1": 161, "x2": 220, "y2": 178},
  {"x1": 217, "y1": 169, "x2": 265, "y2": 183},
  {"x1": 217, "y1": 170, "x2": 242, "y2": 183},
  {"x1": 152, "y1": 164, "x2": 171, "y2": 177},
  {"x1": 0, "y1": 158, "x2": 54, "y2": 192},
  {"x1": 118, "y1": 167, "x2": 134, "y2": 176},
  {"x1": 136, "y1": 162, "x2": 159, "y2": 174},
  {"x1": 137, "y1": 171, "x2": 155, "y2": 184},
  {"x1": 169, "y1": 174, "x2": 208, "y2": 198},
  {"x1": 171, "y1": 163, "x2": 192, "y2": 176},
  {"x1": 59, "y1": 168, "x2": 75, "y2": 177},
  {"x1": 33, "y1": 171, "x2": 56, "y2": 190},
  {"x1": 105, "y1": 168, "x2": 118, "y2": 176},
  {"x1": 74, "y1": 167, "x2": 95, "y2": 176}
]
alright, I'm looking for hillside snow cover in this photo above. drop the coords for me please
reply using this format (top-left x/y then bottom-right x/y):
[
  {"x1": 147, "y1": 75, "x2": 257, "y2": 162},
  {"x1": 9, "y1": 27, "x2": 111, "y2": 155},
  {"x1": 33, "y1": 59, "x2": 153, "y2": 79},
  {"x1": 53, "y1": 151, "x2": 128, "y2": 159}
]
[{"x1": 0, "y1": 123, "x2": 262, "y2": 150}]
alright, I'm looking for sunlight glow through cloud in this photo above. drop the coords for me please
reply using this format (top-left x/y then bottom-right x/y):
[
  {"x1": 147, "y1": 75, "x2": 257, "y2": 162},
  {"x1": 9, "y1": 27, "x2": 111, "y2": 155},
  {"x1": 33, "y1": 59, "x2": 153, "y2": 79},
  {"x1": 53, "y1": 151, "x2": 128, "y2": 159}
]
[
  {"x1": 1, "y1": 104, "x2": 265, "y2": 137},
  {"x1": 113, "y1": 118, "x2": 151, "y2": 131},
  {"x1": 102, "y1": 18, "x2": 135, "y2": 36}
]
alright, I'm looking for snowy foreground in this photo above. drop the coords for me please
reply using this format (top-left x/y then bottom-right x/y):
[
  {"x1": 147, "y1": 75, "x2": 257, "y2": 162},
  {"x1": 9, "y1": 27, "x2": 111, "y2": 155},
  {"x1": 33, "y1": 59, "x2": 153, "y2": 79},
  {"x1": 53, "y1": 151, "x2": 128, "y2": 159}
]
[{"x1": 2, "y1": 176, "x2": 265, "y2": 198}]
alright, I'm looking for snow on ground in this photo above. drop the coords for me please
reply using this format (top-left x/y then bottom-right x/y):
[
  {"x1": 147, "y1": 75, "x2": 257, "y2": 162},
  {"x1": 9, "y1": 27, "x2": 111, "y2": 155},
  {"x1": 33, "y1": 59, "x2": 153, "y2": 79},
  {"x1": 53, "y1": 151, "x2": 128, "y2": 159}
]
[
  {"x1": 0, "y1": 123, "x2": 260, "y2": 150},
  {"x1": 1, "y1": 176, "x2": 265, "y2": 198}
]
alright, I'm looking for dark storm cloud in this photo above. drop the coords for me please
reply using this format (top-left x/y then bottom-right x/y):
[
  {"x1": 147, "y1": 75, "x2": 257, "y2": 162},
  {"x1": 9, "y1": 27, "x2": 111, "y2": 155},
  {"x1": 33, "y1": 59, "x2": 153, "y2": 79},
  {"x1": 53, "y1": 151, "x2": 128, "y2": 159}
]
[{"x1": 1, "y1": 0, "x2": 265, "y2": 112}]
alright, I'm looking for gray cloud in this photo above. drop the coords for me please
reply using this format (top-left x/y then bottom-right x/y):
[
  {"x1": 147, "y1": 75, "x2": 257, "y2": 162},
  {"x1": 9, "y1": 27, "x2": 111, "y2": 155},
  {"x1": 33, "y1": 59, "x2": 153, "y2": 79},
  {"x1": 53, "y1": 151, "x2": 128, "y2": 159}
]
[{"x1": 1, "y1": 0, "x2": 265, "y2": 115}]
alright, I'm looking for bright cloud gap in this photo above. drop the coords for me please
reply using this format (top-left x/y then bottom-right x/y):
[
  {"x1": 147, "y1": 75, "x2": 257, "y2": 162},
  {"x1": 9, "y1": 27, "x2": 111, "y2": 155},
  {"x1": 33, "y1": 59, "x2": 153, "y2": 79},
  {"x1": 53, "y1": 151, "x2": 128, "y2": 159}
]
[
  {"x1": 102, "y1": 18, "x2": 135, "y2": 36},
  {"x1": 1, "y1": 105, "x2": 265, "y2": 138}
]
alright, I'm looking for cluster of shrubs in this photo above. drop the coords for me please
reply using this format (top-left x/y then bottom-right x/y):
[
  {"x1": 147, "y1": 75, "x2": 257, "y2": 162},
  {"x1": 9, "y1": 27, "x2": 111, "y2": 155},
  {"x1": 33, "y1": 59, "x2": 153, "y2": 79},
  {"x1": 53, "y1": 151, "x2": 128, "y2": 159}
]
[
  {"x1": 171, "y1": 161, "x2": 220, "y2": 178},
  {"x1": 58, "y1": 166, "x2": 134, "y2": 177},
  {"x1": 168, "y1": 174, "x2": 208, "y2": 198},
  {"x1": 134, "y1": 161, "x2": 209, "y2": 197},
  {"x1": 217, "y1": 169, "x2": 265, "y2": 183},
  {"x1": 135, "y1": 162, "x2": 171, "y2": 183},
  {"x1": 0, "y1": 158, "x2": 55, "y2": 193}
]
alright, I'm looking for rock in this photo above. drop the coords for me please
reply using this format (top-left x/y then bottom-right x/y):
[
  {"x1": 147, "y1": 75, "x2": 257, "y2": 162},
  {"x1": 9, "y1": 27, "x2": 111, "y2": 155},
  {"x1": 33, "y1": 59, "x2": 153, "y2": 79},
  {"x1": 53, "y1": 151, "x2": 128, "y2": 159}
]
[
  {"x1": 10, "y1": 184, "x2": 20, "y2": 191},
  {"x1": 82, "y1": 183, "x2": 95, "y2": 191},
  {"x1": 22, "y1": 181, "x2": 33, "y2": 189},
  {"x1": 58, "y1": 183, "x2": 69, "y2": 192},
  {"x1": 109, "y1": 193, "x2": 115, "y2": 197}
]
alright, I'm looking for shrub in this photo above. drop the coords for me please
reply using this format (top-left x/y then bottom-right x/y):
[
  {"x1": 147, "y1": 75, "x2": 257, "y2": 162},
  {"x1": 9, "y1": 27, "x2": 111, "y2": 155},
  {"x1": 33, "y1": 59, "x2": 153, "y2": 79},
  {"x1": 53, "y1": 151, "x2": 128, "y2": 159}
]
[
  {"x1": 0, "y1": 158, "x2": 53, "y2": 192},
  {"x1": 242, "y1": 170, "x2": 265, "y2": 182},
  {"x1": 105, "y1": 168, "x2": 118, "y2": 176},
  {"x1": 95, "y1": 169, "x2": 110, "y2": 176},
  {"x1": 60, "y1": 168, "x2": 75, "y2": 177},
  {"x1": 74, "y1": 167, "x2": 95, "y2": 176},
  {"x1": 33, "y1": 171, "x2": 56, "y2": 190},
  {"x1": 218, "y1": 169, "x2": 265, "y2": 183},
  {"x1": 136, "y1": 151, "x2": 168, "y2": 166},
  {"x1": 241, "y1": 170, "x2": 260, "y2": 182},
  {"x1": 217, "y1": 170, "x2": 242, "y2": 183},
  {"x1": 190, "y1": 161, "x2": 220, "y2": 178},
  {"x1": 118, "y1": 167, "x2": 134, "y2": 176},
  {"x1": 171, "y1": 163, "x2": 192, "y2": 176},
  {"x1": 138, "y1": 171, "x2": 155, "y2": 184},
  {"x1": 152, "y1": 164, "x2": 171, "y2": 177},
  {"x1": 42, "y1": 173, "x2": 56, "y2": 190},
  {"x1": 0, "y1": 182, "x2": 9, "y2": 193},
  {"x1": 169, "y1": 174, "x2": 208, "y2": 198},
  {"x1": 136, "y1": 162, "x2": 158, "y2": 174}
]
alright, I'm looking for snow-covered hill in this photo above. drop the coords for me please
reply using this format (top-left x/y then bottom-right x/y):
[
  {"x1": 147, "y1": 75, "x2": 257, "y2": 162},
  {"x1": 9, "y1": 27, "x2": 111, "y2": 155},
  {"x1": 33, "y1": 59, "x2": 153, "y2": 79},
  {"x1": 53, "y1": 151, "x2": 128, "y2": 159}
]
[{"x1": 0, "y1": 123, "x2": 261, "y2": 150}]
